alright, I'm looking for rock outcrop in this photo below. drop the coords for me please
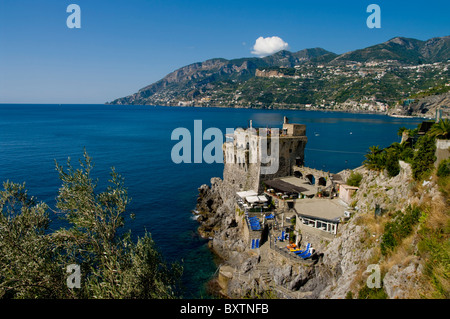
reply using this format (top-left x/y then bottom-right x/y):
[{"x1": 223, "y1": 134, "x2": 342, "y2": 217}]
[{"x1": 389, "y1": 92, "x2": 450, "y2": 118}]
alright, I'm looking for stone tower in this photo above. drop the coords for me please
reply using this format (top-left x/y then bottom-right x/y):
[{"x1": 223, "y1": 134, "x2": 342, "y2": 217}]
[{"x1": 222, "y1": 117, "x2": 307, "y2": 193}]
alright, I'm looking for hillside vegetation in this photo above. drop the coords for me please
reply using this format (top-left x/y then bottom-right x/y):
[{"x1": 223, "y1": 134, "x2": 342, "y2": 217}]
[{"x1": 345, "y1": 121, "x2": 450, "y2": 298}]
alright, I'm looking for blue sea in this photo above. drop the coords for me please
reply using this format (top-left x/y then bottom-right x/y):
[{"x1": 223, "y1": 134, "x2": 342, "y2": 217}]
[{"x1": 0, "y1": 104, "x2": 423, "y2": 297}]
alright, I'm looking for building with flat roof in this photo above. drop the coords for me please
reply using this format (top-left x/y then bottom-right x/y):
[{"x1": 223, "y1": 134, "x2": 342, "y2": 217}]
[{"x1": 294, "y1": 199, "x2": 347, "y2": 236}]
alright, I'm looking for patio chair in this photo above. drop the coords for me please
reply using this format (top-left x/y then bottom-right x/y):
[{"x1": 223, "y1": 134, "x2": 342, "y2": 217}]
[
  {"x1": 300, "y1": 248, "x2": 314, "y2": 259},
  {"x1": 294, "y1": 243, "x2": 311, "y2": 255}
]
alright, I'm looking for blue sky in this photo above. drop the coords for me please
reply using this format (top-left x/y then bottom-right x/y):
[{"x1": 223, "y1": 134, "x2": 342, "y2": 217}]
[{"x1": 0, "y1": 0, "x2": 449, "y2": 104}]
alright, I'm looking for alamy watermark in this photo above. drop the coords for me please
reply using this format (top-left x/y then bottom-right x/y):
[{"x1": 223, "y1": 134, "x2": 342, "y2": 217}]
[
  {"x1": 170, "y1": 120, "x2": 280, "y2": 174},
  {"x1": 66, "y1": 4, "x2": 81, "y2": 29},
  {"x1": 366, "y1": 4, "x2": 381, "y2": 29},
  {"x1": 66, "y1": 264, "x2": 81, "y2": 289},
  {"x1": 65, "y1": 4, "x2": 380, "y2": 29},
  {"x1": 366, "y1": 264, "x2": 381, "y2": 289}
]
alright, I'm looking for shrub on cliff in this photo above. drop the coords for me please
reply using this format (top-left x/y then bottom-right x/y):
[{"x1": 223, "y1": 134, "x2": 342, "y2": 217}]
[
  {"x1": 365, "y1": 128, "x2": 436, "y2": 180},
  {"x1": 437, "y1": 158, "x2": 450, "y2": 178},
  {"x1": 380, "y1": 205, "x2": 422, "y2": 256},
  {"x1": 346, "y1": 171, "x2": 363, "y2": 187},
  {"x1": 411, "y1": 134, "x2": 436, "y2": 181}
]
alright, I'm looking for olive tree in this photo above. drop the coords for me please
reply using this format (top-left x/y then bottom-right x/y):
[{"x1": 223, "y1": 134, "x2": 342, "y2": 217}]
[{"x1": 0, "y1": 151, "x2": 182, "y2": 299}]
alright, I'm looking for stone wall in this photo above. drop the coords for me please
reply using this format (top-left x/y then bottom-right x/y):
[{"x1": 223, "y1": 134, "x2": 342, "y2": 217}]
[{"x1": 435, "y1": 139, "x2": 450, "y2": 167}]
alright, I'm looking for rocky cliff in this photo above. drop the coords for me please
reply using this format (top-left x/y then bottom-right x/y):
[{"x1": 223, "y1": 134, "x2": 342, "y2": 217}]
[
  {"x1": 389, "y1": 92, "x2": 450, "y2": 118},
  {"x1": 195, "y1": 162, "x2": 444, "y2": 299}
]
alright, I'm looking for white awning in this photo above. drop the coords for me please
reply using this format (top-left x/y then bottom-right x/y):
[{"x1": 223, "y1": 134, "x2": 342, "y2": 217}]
[
  {"x1": 246, "y1": 195, "x2": 268, "y2": 203},
  {"x1": 258, "y1": 196, "x2": 268, "y2": 202},
  {"x1": 236, "y1": 190, "x2": 257, "y2": 199},
  {"x1": 246, "y1": 196, "x2": 261, "y2": 203}
]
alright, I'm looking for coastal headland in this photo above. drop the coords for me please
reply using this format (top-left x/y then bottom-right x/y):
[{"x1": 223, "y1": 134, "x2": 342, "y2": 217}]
[{"x1": 194, "y1": 116, "x2": 449, "y2": 299}]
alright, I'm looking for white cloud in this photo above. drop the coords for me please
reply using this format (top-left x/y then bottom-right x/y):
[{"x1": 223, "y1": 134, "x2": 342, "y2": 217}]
[{"x1": 251, "y1": 36, "x2": 289, "y2": 57}]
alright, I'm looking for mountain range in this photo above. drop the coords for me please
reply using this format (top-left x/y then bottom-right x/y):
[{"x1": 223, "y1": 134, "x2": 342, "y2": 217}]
[{"x1": 108, "y1": 36, "x2": 450, "y2": 114}]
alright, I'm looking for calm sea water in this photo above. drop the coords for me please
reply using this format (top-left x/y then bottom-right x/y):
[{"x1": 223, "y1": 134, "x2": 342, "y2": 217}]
[{"x1": 0, "y1": 104, "x2": 423, "y2": 297}]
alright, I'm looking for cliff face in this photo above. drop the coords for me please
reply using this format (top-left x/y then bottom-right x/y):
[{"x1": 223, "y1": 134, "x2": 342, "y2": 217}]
[
  {"x1": 195, "y1": 162, "x2": 440, "y2": 299},
  {"x1": 389, "y1": 92, "x2": 450, "y2": 118}
]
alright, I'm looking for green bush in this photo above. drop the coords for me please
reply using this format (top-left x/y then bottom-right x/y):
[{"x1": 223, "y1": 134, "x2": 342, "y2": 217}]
[
  {"x1": 357, "y1": 285, "x2": 388, "y2": 299},
  {"x1": 365, "y1": 126, "x2": 439, "y2": 181},
  {"x1": 411, "y1": 135, "x2": 436, "y2": 181},
  {"x1": 437, "y1": 158, "x2": 450, "y2": 178},
  {"x1": 380, "y1": 205, "x2": 422, "y2": 255},
  {"x1": 385, "y1": 148, "x2": 401, "y2": 177},
  {"x1": 346, "y1": 171, "x2": 363, "y2": 187}
]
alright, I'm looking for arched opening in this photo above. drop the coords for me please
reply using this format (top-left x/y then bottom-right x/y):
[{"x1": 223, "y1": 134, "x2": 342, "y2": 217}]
[
  {"x1": 294, "y1": 171, "x2": 303, "y2": 178},
  {"x1": 305, "y1": 174, "x2": 315, "y2": 185},
  {"x1": 318, "y1": 177, "x2": 326, "y2": 187}
]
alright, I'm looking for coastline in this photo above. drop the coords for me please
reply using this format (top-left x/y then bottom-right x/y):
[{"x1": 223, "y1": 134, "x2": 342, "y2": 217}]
[{"x1": 105, "y1": 102, "x2": 431, "y2": 119}]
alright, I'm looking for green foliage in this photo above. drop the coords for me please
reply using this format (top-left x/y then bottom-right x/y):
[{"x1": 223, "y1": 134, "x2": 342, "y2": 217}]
[
  {"x1": 363, "y1": 145, "x2": 402, "y2": 177},
  {"x1": 363, "y1": 145, "x2": 384, "y2": 171},
  {"x1": 0, "y1": 151, "x2": 182, "y2": 299},
  {"x1": 0, "y1": 181, "x2": 64, "y2": 299},
  {"x1": 380, "y1": 205, "x2": 422, "y2": 256},
  {"x1": 364, "y1": 127, "x2": 436, "y2": 181},
  {"x1": 346, "y1": 171, "x2": 363, "y2": 187},
  {"x1": 429, "y1": 119, "x2": 450, "y2": 140},
  {"x1": 357, "y1": 285, "x2": 388, "y2": 299},
  {"x1": 415, "y1": 172, "x2": 450, "y2": 298},
  {"x1": 397, "y1": 126, "x2": 407, "y2": 136},
  {"x1": 409, "y1": 84, "x2": 450, "y2": 100},
  {"x1": 411, "y1": 135, "x2": 437, "y2": 181},
  {"x1": 437, "y1": 158, "x2": 450, "y2": 178},
  {"x1": 384, "y1": 148, "x2": 401, "y2": 177},
  {"x1": 418, "y1": 232, "x2": 450, "y2": 298}
]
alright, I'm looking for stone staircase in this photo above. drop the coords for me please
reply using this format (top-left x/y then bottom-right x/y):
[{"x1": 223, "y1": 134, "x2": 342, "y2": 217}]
[
  {"x1": 255, "y1": 265, "x2": 272, "y2": 286},
  {"x1": 255, "y1": 263, "x2": 313, "y2": 299}
]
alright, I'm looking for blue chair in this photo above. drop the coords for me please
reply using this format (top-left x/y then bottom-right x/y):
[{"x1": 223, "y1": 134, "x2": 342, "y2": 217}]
[
  {"x1": 255, "y1": 239, "x2": 260, "y2": 248},
  {"x1": 299, "y1": 245, "x2": 313, "y2": 259},
  {"x1": 294, "y1": 243, "x2": 311, "y2": 255},
  {"x1": 251, "y1": 239, "x2": 255, "y2": 249},
  {"x1": 300, "y1": 250, "x2": 312, "y2": 259}
]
